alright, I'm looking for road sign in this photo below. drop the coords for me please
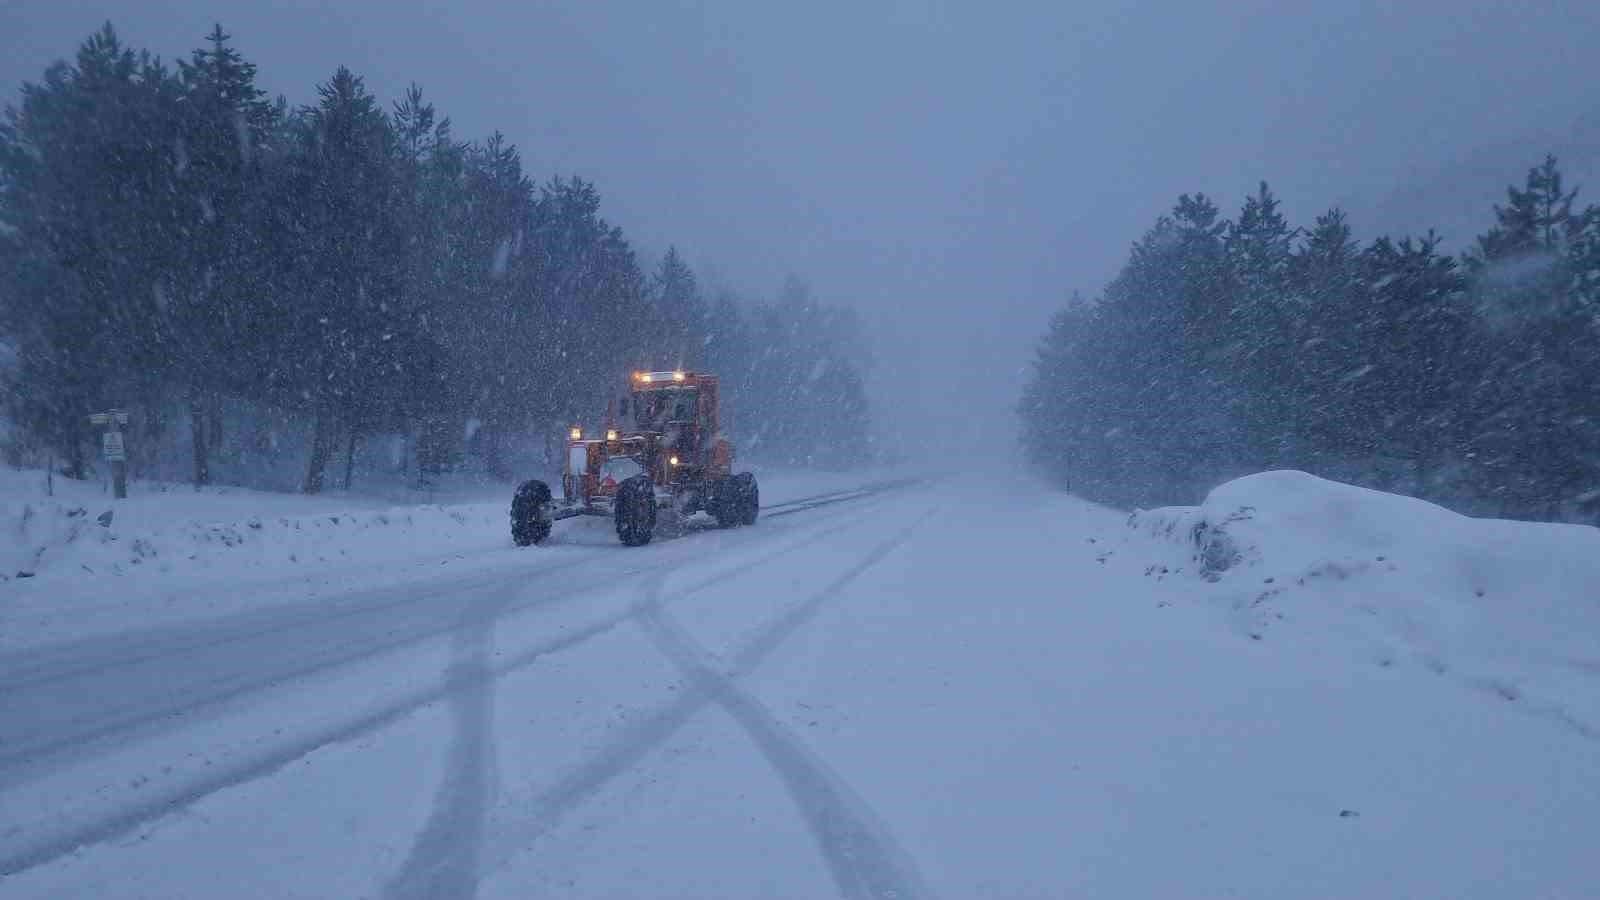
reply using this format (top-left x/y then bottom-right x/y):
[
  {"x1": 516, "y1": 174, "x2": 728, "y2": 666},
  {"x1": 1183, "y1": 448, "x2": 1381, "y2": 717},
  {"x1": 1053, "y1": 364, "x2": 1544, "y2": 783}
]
[{"x1": 89, "y1": 409, "x2": 131, "y2": 498}]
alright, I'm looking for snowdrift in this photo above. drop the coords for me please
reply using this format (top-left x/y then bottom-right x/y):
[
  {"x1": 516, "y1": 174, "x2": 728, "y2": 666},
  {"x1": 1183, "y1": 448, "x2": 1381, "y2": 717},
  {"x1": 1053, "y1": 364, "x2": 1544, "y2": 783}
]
[
  {"x1": 1, "y1": 468, "x2": 506, "y2": 586},
  {"x1": 1131, "y1": 469, "x2": 1600, "y2": 735},
  {"x1": 0, "y1": 462, "x2": 903, "y2": 585}
]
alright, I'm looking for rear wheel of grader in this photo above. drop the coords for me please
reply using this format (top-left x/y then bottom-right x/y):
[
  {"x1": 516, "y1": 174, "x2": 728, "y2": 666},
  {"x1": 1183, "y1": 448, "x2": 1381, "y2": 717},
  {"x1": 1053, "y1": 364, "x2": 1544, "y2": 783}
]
[
  {"x1": 712, "y1": 472, "x2": 759, "y2": 528},
  {"x1": 734, "y1": 472, "x2": 759, "y2": 526}
]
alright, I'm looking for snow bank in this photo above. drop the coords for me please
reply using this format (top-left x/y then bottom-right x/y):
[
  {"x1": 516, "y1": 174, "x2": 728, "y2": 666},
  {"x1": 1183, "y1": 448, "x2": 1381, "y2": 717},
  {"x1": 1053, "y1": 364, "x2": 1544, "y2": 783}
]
[
  {"x1": 0, "y1": 467, "x2": 505, "y2": 586},
  {"x1": 0, "y1": 466, "x2": 523, "y2": 651},
  {"x1": 0, "y1": 462, "x2": 896, "y2": 584},
  {"x1": 1131, "y1": 469, "x2": 1600, "y2": 735}
]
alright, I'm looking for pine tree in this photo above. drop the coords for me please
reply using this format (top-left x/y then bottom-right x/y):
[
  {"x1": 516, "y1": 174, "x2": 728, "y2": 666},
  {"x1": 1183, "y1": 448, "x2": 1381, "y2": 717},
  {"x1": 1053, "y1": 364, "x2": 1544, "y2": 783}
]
[
  {"x1": 702, "y1": 287, "x2": 756, "y2": 440},
  {"x1": 1289, "y1": 208, "x2": 1364, "y2": 463},
  {"x1": 1462, "y1": 156, "x2": 1599, "y2": 515},
  {"x1": 1357, "y1": 232, "x2": 1471, "y2": 485},
  {"x1": 1097, "y1": 193, "x2": 1232, "y2": 501},
  {"x1": 0, "y1": 23, "x2": 186, "y2": 476},
  {"x1": 170, "y1": 24, "x2": 279, "y2": 485},
  {"x1": 389, "y1": 83, "x2": 465, "y2": 485},
  {"x1": 1019, "y1": 292, "x2": 1096, "y2": 488},
  {"x1": 1471, "y1": 154, "x2": 1579, "y2": 262},
  {"x1": 522, "y1": 174, "x2": 648, "y2": 455},
  {"x1": 283, "y1": 66, "x2": 403, "y2": 493},
  {"x1": 1221, "y1": 182, "x2": 1298, "y2": 466},
  {"x1": 648, "y1": 247, "x2": 706, "y2": 368},
  {"x1": 451, "y1": 133, "x2": 534, "y2": 478}
]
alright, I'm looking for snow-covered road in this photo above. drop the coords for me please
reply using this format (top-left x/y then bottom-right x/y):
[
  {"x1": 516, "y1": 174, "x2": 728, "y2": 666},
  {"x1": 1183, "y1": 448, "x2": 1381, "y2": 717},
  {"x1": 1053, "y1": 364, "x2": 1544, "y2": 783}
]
[{"x1": 3, "y1": 471, "x2": 1598, "y2": 898}]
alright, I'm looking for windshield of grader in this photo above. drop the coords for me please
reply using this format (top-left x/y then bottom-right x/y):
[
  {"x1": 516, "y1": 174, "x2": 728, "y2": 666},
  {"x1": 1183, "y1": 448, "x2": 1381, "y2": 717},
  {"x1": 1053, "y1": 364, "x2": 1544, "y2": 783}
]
[{"x1": 627, "y1": 387, "x2": 698, "y2": 432}]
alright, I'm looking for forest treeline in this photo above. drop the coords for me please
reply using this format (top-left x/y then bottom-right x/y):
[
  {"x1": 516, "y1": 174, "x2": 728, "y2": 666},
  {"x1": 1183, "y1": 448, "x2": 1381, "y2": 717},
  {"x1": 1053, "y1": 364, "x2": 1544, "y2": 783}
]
[
  {"x1": 0, "y1": 23, "x2": 871, "y2": 492},
  {"x1": 1021, "y1": 156, "x2": 1600, "y2": 521}
]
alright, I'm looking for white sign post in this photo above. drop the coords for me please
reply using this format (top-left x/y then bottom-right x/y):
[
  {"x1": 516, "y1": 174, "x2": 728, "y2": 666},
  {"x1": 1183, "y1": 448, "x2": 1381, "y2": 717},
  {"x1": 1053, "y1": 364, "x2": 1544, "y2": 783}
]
[{"x1": 89, "y1": 409, "x2": 130, "y2": 499}]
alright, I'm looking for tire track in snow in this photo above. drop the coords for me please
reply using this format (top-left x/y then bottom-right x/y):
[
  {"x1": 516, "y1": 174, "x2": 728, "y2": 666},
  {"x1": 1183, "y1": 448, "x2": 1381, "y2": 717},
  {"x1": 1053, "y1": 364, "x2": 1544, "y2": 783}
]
[
  {"x1": 373, "y1": 501, "x2": 897, "y2": 898},
  {"x1": 0, "y1": 556, "x2": 615, "y2": 786},
  {"x1": 479, "y1": 506, "x2": 937, "y2": 899},
  {"x1": 0, "y1": 617, "x2": 622, "y2": 878},
  {"x1": 0, "y1": 555, "x2": 599, "y2": 691},
  {"x1": 375, "y1": 501, "x2": 889, "y2": 900},
  {"x1": 0, "y1": 498, "x2": 899, "y2": 878},
  {"x1": 381, "y1": 595, "x2": 503, "y2": 900},
  {"x1": 637, "y1": 589, "x2": 935, "y2": 900},
  {"x1": 0, "y1": 496, "x2": 896, "y2": 788}
]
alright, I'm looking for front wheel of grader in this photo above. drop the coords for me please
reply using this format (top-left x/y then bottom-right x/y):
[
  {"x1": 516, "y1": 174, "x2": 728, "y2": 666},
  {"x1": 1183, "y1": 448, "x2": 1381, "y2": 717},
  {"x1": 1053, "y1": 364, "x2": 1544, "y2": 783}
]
[
  {"x1": 510, "y1": 478, "x2": 553, "y2": 546},
  {"x1": 614, "y1": 474, "x2": 658, "y2": 546}
]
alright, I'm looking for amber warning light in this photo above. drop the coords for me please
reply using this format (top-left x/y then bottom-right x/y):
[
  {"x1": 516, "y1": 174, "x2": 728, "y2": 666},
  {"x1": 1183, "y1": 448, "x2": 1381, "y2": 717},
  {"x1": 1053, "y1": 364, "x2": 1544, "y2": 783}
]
[{"x1": 634, "y1": 371, "x2": 688, "y2": 384}]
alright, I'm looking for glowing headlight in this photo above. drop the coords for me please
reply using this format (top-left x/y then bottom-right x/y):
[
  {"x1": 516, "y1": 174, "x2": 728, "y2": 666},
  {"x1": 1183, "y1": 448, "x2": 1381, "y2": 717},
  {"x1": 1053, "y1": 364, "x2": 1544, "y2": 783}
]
[
  {"x1": 669, "y1": 455, "x2": 680, "y2": 466},
  {"x1": 673, "y1": 371, "x2": 686, "y2": 381},
  {"x1": 606, "y1": 429, "x2": 618, "y2": 441},
  {"x1": 640, "y1": 373, "x2": 654, "y2": 383},
  {"x1": 569, "y1": 427, "x2": 582, "y2": 441}
]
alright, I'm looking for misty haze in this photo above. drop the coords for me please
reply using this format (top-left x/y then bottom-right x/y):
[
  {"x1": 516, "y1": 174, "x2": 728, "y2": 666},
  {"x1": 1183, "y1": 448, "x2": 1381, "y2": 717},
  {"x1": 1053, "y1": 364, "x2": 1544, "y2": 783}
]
[{"x1": 2, "y1": 2, "x2": 1598, "y2": 897}]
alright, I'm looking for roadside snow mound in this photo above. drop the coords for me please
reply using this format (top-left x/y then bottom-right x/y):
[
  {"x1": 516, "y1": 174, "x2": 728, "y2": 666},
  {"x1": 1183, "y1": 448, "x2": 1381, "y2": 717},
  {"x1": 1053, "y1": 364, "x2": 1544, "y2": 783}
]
[
  {"x1": 0, "y1": 463, "x2": 913, "y2": 584},
  {"x1": 1131, "y1": 469, "x2": 1600, "y2": 736},
  {"x1": 0, "y1": 467, "x2": 504, "y2": 585}
]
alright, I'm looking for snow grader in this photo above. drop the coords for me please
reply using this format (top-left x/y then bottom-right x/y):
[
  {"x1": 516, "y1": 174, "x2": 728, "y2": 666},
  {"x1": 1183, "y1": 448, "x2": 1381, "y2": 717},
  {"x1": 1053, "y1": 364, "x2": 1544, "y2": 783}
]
[{"x1": 510, "y1": 370, "x2": 759, "y2": 547}]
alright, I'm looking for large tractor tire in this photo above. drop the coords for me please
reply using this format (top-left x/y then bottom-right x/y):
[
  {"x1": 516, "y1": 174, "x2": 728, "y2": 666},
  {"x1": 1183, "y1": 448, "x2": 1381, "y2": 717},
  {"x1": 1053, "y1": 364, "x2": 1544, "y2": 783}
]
[
  {"x1": 511, "y1": 479, "x2": 553, "y2": 546},
  {"x1": 614, "y1": 474, "x2": 657, "y2": 547},
  {"x1": 733, "y1": 472, "x2": 759, "y2": 526},
  {"x1": 708, "y1": 478, "x2": 739, "y2": 528},
  {"x1": 710, "y1": 473, "x2": 759, "y2": 528}
]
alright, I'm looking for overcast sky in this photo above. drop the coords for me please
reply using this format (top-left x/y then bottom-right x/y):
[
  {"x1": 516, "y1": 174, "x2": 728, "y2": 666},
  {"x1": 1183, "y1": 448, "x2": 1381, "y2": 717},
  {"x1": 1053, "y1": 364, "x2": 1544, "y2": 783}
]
[{"x1": 5, "y1": 0, "x2": 1597, "y2": 449}]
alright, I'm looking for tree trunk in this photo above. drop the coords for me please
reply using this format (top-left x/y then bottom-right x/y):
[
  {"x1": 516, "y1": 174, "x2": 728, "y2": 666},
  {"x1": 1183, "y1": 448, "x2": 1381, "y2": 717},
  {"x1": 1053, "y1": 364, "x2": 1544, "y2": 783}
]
[
  {"x1": 252, "y1": 415, "x2": 273, "y2": 457},
  {"x1": 63, "y1": 413, "x2": 86, "y2": 480},
  {"x1": 303, "y1": 414, "x2": 334, "y2": 494},
  {"x1": 415, "y1": 424, "x2": 431, "y2": 490},
  {"x1": 415, "y1": 416, "x2": 438, "y2": 489},
  {"x1": 209, "y1": 392, "x2": 224, "y2": 455},
  {"x1": 484, "y1": 423, "x2": 509, "y2": 481},
  {"x1": 190, "y1": 387, "x2": 211, "y2": 488},
  {"x1": 343, "y1": 428, "x2": 359, "y2": 491}
]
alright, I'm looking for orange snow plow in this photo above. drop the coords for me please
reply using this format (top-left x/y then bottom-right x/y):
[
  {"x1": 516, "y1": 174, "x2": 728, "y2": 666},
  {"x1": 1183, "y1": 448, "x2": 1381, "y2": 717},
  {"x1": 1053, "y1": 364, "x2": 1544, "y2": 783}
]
[{"x1": 510, "y1": 370, "x2": 758, "y2": 547}]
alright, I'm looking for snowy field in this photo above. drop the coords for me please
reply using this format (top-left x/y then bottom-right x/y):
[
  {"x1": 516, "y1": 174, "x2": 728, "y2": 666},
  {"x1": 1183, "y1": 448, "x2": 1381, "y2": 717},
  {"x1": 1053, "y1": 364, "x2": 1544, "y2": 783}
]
[{"x1": 1, "y1": 466, "x2": 1597, "y2": 898}]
